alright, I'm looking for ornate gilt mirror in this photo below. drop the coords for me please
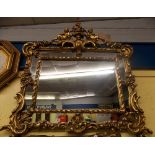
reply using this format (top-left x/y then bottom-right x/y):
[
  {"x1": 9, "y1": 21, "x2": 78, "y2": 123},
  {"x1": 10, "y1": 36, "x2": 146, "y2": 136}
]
[{"x1": 0, "y1": 23, "x2": 152, "y2": 136}]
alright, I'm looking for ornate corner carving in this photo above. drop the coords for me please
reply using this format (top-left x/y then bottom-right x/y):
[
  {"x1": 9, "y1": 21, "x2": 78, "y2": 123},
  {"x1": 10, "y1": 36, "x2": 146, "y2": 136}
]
[
  {"x1": 119, "y1": 112, "x2": 152, "y2": 136},
  {"x1": 0, "y1": 93, "x2": 32, "y2": 136},
  {"x1": 8, "y1": 93, "x2": 32, "y2": 136}
]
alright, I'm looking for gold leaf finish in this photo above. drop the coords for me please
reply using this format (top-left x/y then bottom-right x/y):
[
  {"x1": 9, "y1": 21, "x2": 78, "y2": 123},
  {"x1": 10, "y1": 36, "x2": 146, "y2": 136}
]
[{"x1": 0, "y1": 23, "x2": 152, "y2": 136}]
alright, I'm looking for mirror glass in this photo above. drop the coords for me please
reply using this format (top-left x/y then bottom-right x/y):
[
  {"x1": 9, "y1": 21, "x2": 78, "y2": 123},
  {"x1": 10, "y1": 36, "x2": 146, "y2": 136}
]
[
  {"x1": 23, "y1": 51, "x2": 129, "y2": 125},
  {"x1": 25, "y1": 61, "x2": 122, "y2": 110},
  {"x1": 117, "y1": 57, "x2": 129, "y2": 109},
  {"x1": 37, "y1": 60, "x2": 119, "y2": 110},
  {"x1": 31, "y1": 113, "x2": 116, "y2": 123},
  {"x1": 24, "y1": 52, "x2": 129, "y2": 112}
]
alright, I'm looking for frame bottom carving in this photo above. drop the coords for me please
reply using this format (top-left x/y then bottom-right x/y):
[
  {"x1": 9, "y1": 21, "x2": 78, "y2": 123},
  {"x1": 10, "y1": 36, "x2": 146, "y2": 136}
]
[{"x1": 1, "y1": 111, "x2": 152, "y2": 137}]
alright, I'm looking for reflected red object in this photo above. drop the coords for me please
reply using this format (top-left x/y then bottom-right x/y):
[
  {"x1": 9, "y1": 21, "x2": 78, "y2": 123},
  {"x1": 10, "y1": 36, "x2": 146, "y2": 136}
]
[{"x1": 58, "y1": 115, "x2": 68, "y2": 123}]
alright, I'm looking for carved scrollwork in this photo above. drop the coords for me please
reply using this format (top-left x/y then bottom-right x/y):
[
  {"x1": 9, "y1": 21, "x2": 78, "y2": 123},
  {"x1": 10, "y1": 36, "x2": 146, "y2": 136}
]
[
  {"x1": 20, "y1": 65, "x2": 34, "y2": 89},
  {"x1": 22, "y1": 23, "x2": 134, "y2": 59},
  {"x1": 22, "y1": 42, "x2": 35, "y2": 56},
  {"x1": 32, "y1": 121, "x2": 67, "y2": 130},
  {"x1": 22, "y1": 42, "x2": 45, "y2": 58},
  {"x1": 19, "y1": 111, "x2": 152, "y2": 137},
  {"x1": 121, "y1": 45, "x2": 133, "y2": 58},
  {"x1": 124, "y1": 58, "x2": 143, "y2": 113},
  {"x1": 0, "y1": 23, "x2": 152, "y2": 137},
  {"x1": 57, "y1": 28, "x2": 72, "y2": 41},
  {"x1": 119, "y1": 112, "x2": 152, "y2": 136},
  {"x1": 68, "y1": 113, "x2": 87, "y2": 134},
  {"x1": 91, "y1": 128, "x2": 121, "y2": 137},
  {"x1": 3, "y1": 93, "x2": 32, "y2": 136}
]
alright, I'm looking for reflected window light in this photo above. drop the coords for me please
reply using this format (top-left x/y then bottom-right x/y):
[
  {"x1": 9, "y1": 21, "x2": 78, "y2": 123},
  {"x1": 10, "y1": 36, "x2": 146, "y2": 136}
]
[
  {"x1": 40, "y1": 67, "x2": 114, "y2": 80},
  {"x1": 25, "y1": 95, "x2": 55, "y2": 100},
  {"x1": 25, "y1": 93, "x2": 95, "y2": 100},
  {"x1": 60, "y1": 93, "x2": 95, "y2": 100}
]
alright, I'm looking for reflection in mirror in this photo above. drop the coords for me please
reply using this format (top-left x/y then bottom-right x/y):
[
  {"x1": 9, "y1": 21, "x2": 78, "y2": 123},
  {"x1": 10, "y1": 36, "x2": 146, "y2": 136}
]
[
  {"x1": 30, "y1": 56, "x2": 39, "y2": 80},
  {"x1": 24, "y1": 85, "x2": 33, "y2": 111},
  {"x1": 117, "y1": 57, "x2": 129, "y2": 109},
  {"x1": 25, "y1": 60, "x2": 122, "y2": 110},
  {"x1": 31, "y1": 113, "x2": 116, "y2": 124},
  {"x1": 39, "y1": 50, "x2": 76, "y2": 58}
]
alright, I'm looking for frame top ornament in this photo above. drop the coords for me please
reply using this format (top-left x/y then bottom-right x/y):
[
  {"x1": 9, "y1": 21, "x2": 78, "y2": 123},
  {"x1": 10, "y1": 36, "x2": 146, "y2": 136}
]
[{"x1": 23, "y1": 23, "x2": 133, "y2": 58}]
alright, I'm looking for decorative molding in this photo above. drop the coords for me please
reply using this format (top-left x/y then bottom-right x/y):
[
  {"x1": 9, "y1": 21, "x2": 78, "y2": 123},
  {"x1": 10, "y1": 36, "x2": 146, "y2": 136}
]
[{"x1": 0, "y1": 23, "x2": 152, "y2": 136}]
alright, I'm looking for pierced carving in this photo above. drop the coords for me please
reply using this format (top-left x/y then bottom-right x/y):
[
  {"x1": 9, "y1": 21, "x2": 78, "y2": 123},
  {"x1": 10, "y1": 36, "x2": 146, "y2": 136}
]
[
  {"x1": 22, "y1": 23, "x2": 133, "y2": 58},
  {"x1": 119, "y1": 112, "x2": 152, "y2": 136},
  {"x1": 125, "y1": 59, "x2": 143, "y2": 113},
  {"x1": 68, "y1": 113, "x2": 86, "y2": 134},
  {"x1": 20, "y1": 65, "x2": 34, "y2": 88},
  {"x1": 32, "y1": 59, "x2": 42, "y2": 107},
  {"x1": 0, "y1": 23, "x2": 152, "y2": 137},
  {"x1": 1, "y1": 93, "x2": 32, "y2": 136}
]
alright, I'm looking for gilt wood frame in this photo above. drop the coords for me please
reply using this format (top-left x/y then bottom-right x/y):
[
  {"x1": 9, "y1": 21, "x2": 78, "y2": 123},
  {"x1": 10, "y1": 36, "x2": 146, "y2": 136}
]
[{"x1": 0, "y1": 23, "x2": 152, "y2": 136}]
